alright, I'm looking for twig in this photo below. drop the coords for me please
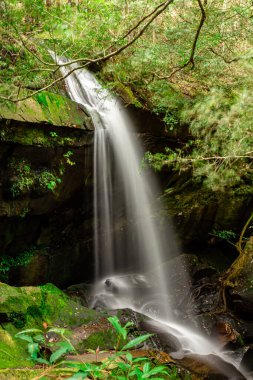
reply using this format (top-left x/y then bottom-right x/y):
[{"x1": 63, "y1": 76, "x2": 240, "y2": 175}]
[{"x1": 209, "y1": 47, "x2": 253, "y2": 63}]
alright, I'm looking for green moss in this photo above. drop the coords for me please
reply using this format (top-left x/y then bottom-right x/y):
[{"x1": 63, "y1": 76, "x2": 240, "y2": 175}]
[
  {"x1": 77, "y1": 330, "x2": 118, "y2": 352},
  {"x1": 0, "y1": 282, "x2": 98, "y2": 326},
  {"x1": 0, "y1": 369, "x2": 47, "y2": 379},
  {"x1": 0, "y1": 283, "x2": 99, "y2": 368},
  {"x1": 0, "y1": 247, "x2": 36, "y2": 282},
  {"x1": 36, "y1": 92, "x2": 48, "y2": 108},
  {"x1": 0, "y1": 90, "x2": 91, "y2": 130},
  {"x1": 113, "y1": 81, "x2": 143, "y2": 108},
  {"x1": 0, "y1": 328, "x2": 32, "y2": 369}
]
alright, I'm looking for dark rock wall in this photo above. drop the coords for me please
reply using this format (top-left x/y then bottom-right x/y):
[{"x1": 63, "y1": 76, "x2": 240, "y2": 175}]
[
  {"x1": 0, "y1": 104, "x2": 252, "y2": 288},
  {"x1": 0, "y1": 121, "x2": 94, "y2": 287}
]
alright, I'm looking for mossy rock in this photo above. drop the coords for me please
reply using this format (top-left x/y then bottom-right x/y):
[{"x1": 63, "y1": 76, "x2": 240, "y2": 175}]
[
  {"x1": 0, "y1": 91, "x2": 93, "y2": 130},
  {"x1": 0, "y1": 282, "x2": 98, "y2": 327},
  {"x1": 70, "y1": 316, "x2": 119, "y2": 354},
  {"x1": 76, "y1": 329, "x2": 118, "y2": 352},
  {"x1": 0, "y1": 282, "x2": 99, "y2": 368},
  {"x1": 0, "y1": 328, "x2": 31, "y2": 369}
]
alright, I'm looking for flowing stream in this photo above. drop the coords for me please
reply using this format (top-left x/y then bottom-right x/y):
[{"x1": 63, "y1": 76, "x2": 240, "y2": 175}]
[{"x1": 54, "y1": 54, "x2": 248, "y2": 378}]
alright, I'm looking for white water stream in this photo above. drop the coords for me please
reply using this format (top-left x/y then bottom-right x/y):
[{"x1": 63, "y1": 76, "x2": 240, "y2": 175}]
[{"x1": 53, "y1": 54, "x2": 248, "y2": 378}]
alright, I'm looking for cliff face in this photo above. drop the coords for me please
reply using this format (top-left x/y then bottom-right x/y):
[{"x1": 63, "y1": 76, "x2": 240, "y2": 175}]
[
  {"x1": 0, "y1": 92, "x2": 95, "y2": 287},
  {"x1": 0, "y1": 91, "x2": 251, "y2": 288}
]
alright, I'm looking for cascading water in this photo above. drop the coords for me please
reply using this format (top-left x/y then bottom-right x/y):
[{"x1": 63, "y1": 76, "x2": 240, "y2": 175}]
[
  {"x1": 53, "y1": 54, "x2": 248, "y2": 377},
  {"x1": 56, "y1": 57, "x2": 178, "y2": 319}
]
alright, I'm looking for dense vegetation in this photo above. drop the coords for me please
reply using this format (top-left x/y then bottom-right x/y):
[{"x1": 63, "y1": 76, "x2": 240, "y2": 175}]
[
  {"x1": 1, "y1": 0, "x2": 252, "y2": 193},
  {"x1": 0, "y1": 2, "x2": 253, "y2": 378}
]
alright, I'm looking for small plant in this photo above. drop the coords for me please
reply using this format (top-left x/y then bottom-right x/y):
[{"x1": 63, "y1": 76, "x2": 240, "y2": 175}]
[
  {"x1": 37, "y1": 170, "x2": 62, "y2": 192},
  {"x1": 64, "y1": 316, "x2": 173, "y2": 380},
  {"x1": 15, "y1": 325, "x2": 75, "y2": 365},
  {"x1": 63, "y1": 150, "x2": 76, "y2": 166},
  {"x1": 0, "y1": 247, "x2": 36, "y2": 282},
  {"x1": 49, "y1": 131, "x2": 59, "y2": 138},
  {"x1": 9, "y1": 158, "x2": 62, "y2": 196},
  {"x1": 212, "y1": 229, "x2": 238, "y2": 242},
  {"x1": 15, "y1": 316, "x2": 182, "y2": 379},
  {"x1": 9, "y1": 158, "x2": 35, "y2": 197}
]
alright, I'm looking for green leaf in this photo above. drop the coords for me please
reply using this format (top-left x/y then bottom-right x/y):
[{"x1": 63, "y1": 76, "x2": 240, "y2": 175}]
[
  {"x1": 143, "y1": 362, "x2": 150, "y2": 374},
  {"x1": 133, "y1": 357, "x2": 149, "y2": 363},
  {"x1": 130, "y1": 367, "x2": 144, "y2": 380},
  {"x1": 66, "y1": 373, "x2": 87, "y2": 380},
  {"x1": 108, "y1": 316, "x2": 127, "y2": 339},
  {"x1": 50, "y1": 342, "x2": 73, "y2": 364},
  {"x1": 115, "y1": 362, "x2": 131, "y2": 371},
  {"x1": 148, "y1": 366, "x2": 168, "y2": 376},
  {"x1": 34, "y1": 334, "x2": 45, "y2": 344},
  {"x1": 15, "y1": 328, "x2": 42, "y2": 336},
  {"x1": 15, "y1": 333, "x2": 33, "y2": 343},
  {"x1": 47, "y1": 327, "x2": 67, "y2": 336},
  {"x1": 121, "y1": 334, "x2": 153, "y2": 350},
  {"x1": 124, "y1": 321, "x2": 134, "y2": 329},
  {"x1": 28, "y1": 342, "x2": 40, "y2": 360},
  {"x1": 126, "y1": 352, "x2": 133, "y2": 362}
]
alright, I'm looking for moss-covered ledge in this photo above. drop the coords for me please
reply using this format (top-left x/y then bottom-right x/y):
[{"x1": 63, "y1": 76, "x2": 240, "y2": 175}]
[
  {"x1": 0, "y1": 91, "x2": 93, "y2": 130},
  {"x1": 0, "y1": 282, "x2": 99, "y2": 368}
]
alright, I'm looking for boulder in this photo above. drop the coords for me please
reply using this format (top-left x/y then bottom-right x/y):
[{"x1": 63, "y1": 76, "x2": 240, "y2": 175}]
[{"x1": 0, "y1": 282, "x2": 100, "y2": 368}]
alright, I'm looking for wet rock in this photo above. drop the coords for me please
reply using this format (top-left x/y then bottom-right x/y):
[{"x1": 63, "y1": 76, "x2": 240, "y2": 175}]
[
  {"x1": 0, "y1": 90, "x2": 93, "y2": 130},
  {"x1": 164, "y1": 173, "x2": 253, "y2": 249},
  {"x1": 229, "y1": 237, "x2": 253, "y2": 319},
  {"x1": 70, "y1": 317, "x2": 118, "y2": 353},
  {"x1": 65, "y1": 283, "x2": 93, "y2": 307},
  {"x1": 148, "y1": 254, "x2": 218, "y2": 318},
  {"x1": 240, "y1": 346, "x2": 253, "y2": 374},
  {"x1": 174, "y1": 353, "x2": 247, "y2": 380},
  {"x1": 210, "y1": 321, "x2": 240, "y2": 348}
]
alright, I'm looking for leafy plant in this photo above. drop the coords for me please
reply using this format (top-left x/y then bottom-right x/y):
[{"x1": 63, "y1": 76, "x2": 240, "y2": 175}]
[
  {"x1": 63, "y1": 150, "x2": 76, "y2": 166},
  {"x1": 49, "y1": 131, "x2": 59, "y2": 139},
  {"x1": 15, "y1": 325, "x2": 75, "y2": 365},
  {"x1": 63, "y1": 316, "x2": 175, "y2": 380},
  {"x1": 0, "y1": 246, "x2": 36, "y2": 282},
  {"x1": 9, "y1": 158, "x2": 62, "y2": 196},
  {"x1": 212, "y1": 229, "x2": 238, "y2": 242},
  {"x1": 14, "y1": 316, "x2": 181, "y2": 378}
]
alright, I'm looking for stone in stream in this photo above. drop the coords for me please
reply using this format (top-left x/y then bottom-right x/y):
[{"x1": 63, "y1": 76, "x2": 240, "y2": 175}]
[{"x1": 173, "y1": 353, "x2": 247, "y2": 380}]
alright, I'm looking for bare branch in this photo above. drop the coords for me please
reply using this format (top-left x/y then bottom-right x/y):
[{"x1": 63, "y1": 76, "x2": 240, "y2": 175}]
[
  {"x1": 209, "y1": 47, "x2": 253, "y2": 63},
  {"x1": 163, "y1": 153, "x2": 253, "y2": 165},
  {"x1": 159, "y1": 0, "x2": 206, "y2": 80}
]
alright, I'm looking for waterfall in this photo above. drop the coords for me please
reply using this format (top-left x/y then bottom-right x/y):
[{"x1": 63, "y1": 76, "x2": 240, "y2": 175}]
[
  {"x1": 56, "y1": 59, "x2": 177, "y2": 316},
  {"x1": 53, "y1": 55, "x2": 248, "y2": 377}
]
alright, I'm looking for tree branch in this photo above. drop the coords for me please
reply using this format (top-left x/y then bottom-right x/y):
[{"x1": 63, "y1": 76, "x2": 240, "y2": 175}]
[
  {"x1": 163, "y1": 153, "x2": 253, "y2": 165},
  {"x1": 1, "y1": 0, "x2": 174, "y2": 103},
  {"x1": 209, "y1": 47, "x2": 253, "y2": 64},
  {"x1": 159, "y1": 0, "x2": 206, "y2": 80}
]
